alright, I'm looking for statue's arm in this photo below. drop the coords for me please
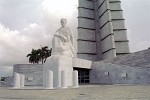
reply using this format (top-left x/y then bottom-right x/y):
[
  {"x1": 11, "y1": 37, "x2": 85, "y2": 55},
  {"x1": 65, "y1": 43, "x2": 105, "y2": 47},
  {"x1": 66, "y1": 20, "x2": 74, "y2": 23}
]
[
  {"x1": 54, "y1": 31, "x2": 67, "y2": 43},
  {"x1": 55, "y1": 34, "x2": 67, "y2": 40}
]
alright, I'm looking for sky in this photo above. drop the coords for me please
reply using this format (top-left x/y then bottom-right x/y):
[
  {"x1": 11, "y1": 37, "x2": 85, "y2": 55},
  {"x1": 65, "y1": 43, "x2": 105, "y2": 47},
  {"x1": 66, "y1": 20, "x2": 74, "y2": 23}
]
[{"x1": 0, "y1": 0, "x2": 150, "y2": 77}]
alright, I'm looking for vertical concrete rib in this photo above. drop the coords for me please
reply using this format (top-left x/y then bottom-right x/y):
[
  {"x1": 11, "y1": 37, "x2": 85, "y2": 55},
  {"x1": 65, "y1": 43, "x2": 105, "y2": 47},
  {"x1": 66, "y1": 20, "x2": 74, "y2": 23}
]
[
  {"x1": 93, "y1": 0, "x2": 102, "y2": 60},
  {"x1": 98, "y1": 0, "x2": 116, "y2": 59}
]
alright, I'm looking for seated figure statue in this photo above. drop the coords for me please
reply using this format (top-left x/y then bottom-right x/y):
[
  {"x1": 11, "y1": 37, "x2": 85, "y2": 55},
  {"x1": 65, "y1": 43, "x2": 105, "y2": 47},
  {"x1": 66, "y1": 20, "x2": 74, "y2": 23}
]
[
  {"x1": 44, "y1": 18, "x2": 75, "y2": 87},
  {"x1": 52, "y1": 18, "x2": 74, "y2": 57}
]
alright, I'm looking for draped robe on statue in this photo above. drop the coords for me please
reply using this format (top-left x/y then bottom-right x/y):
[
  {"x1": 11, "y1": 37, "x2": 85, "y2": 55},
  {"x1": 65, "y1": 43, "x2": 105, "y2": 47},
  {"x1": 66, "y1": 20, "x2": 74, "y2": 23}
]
[{"x1": 52, "y1": 27, "x2": 74, "y2": 57}]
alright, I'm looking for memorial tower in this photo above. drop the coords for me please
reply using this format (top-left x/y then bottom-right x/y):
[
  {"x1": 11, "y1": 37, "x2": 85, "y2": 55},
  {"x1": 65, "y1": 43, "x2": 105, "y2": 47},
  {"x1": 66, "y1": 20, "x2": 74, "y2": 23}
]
[{"x1": 77, "y1": 0, "x2": 130, "y2": 61}]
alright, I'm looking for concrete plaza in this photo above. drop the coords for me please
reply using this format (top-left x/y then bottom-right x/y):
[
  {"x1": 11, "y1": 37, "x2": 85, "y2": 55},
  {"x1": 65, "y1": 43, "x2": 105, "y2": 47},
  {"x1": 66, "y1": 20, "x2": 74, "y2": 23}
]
[{"x1": 0, "y1": 85, "x2": 150, "y2": 100}]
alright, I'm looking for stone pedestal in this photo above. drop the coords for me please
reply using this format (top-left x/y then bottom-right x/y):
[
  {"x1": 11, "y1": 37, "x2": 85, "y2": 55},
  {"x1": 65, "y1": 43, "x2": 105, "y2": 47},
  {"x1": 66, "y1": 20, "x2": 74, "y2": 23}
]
[
  {"x1": 20, "y1": 74, "x2": 25, "y2": 87},
  {"x1": 43, "y1": 55, "x2": 73, "y2": 88},
  {"x1": 46, "y1": 70, "x2": 53, "y2": 89},
  {"x1": 72, "y1": 70, "x2": 79, "y2": 88},
  {"x1": 13, "y1": 72, "x2": 20, "y2": 88}
]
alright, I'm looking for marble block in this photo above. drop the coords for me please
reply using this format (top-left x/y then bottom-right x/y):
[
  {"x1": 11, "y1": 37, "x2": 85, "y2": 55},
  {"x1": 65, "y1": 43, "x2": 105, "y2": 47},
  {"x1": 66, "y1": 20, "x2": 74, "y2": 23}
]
[
  {"x1": 46, "y1": 70, "x2": 53, "y2": 89},
  {"x1": 20, "y1": 74, "x2": 25, "y2": 87},
  {"x1": 13, "y1": 72, "x2": 20, "y2": 88},
  {"x1": 72, "y1": 70, "x2": 79, "y2": 88},
  {"x1": 43, "y1": 55, "x2": 73, "y2": 88},
  {"x1": 61, "y1": 71, "x2": 67, "y2": 88}
]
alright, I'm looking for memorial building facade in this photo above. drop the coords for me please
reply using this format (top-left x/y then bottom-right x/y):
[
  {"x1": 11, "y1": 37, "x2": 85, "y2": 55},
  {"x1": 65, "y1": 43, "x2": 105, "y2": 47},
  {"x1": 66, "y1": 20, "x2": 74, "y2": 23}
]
[
  {"x1": 77, "y1": 0, "x2": 130, "y2": 61},
  {"x1": 13, "y1": 0, "x2": 150, "y2": 86}
]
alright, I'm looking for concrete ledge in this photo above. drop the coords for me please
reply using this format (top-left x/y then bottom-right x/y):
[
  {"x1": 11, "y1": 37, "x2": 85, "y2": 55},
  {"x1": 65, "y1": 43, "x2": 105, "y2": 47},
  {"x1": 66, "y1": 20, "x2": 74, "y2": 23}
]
[{"x1": 74, "y1": 58, "x2": 92, "y2": 69}]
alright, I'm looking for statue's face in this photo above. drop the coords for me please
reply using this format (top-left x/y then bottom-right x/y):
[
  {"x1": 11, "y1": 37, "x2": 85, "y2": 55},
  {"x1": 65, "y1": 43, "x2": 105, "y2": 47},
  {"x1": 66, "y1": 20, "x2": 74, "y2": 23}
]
[{"x1": 61, "y1": 19, "x2": 67, "y2": 27}]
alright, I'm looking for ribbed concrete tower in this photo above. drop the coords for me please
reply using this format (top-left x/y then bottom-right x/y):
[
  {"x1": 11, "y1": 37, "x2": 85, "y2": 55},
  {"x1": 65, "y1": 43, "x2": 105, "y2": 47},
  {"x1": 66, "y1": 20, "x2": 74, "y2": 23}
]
[{"x1": 77, "y1": 0, "x2": 130, "y2": 61}]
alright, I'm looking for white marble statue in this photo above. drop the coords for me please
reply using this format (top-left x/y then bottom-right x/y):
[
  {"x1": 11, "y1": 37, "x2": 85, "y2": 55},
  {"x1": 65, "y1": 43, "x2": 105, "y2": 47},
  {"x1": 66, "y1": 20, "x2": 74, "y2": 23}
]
[
  {"x1": 52, "y1": 18, "x2": 74, "y2": 57},
  {"x1": 44, "y1": 18, "x2": 75, "y2": 88}
]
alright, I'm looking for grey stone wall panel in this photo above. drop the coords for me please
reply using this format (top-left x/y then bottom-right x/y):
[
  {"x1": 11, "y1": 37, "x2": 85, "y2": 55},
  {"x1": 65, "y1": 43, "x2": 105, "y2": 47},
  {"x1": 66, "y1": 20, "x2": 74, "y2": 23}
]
[
  {"x1": 111, "y1": 11, "x2": 123, "y2": 19},
  {"x1": 98, "y1": 1, "x2": 108, "y2": 18},
  {"x1": 113, "y1": 30, "x2": 128, "y2": 41},
  {"x1": 78, "y1": 18, "x2": 95, "y2": 29},
  {"x1": 102, "y1": 49, "x2": 116, "y2": 59},
  {"x1": 99, "y1": 10, "x2": 111, "y2": 28},
  {"x1": 115, "y1": 42, "x2": 130, "y2": 53},
  {"x1": 97, "y1": 0, "x2": 105, "y2": 7},
  {"x1": 109, "y1": 2, "x2": 121, "y2": 10},
  {"x1": 112, "y1": 20, "x2": 125, "y2": 29},
  {"x1": 79, "y1": 0, "x2": 93, "y2": 9},
  {"x1": 100, "y1": 22, "x2": 112, "y2": 39},
  {"x1": 77, "y1": 41, "x2": 97, "y2": 53},
  {"x1": 78, "y1": 8, "x2": 94, "y2": 19},
  {"x1": 78, "y1": 28, "x2": 95, "y2": 41},
  {"x1": 101, "y1": 35, "x2": 115, "y2": 52}
]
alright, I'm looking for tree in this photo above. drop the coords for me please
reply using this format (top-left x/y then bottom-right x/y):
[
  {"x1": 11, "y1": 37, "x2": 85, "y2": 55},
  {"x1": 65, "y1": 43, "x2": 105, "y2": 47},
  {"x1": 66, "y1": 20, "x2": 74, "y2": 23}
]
[
  {"x1": 38, "y1": 46, "x2": 47, "y2": 64},
  {"x1": 27, "y1": 46, "x2": 52, "y2": 64},
  {"x1": 43, "y1": 47, "x2": 52, "y2": 63},
  {"x1": 26, "y1": 49, "x2": 41, "y2": 64},
  {"x1": 38, "y1": 46, "x2": 52, "y2": 64}
]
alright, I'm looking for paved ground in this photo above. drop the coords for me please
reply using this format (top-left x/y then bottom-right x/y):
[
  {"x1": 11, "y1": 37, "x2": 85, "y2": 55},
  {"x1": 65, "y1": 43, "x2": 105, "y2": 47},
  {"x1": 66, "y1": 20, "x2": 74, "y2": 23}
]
[{"x1": 0, "y1": 85, "x2": 150, "y2": 100}]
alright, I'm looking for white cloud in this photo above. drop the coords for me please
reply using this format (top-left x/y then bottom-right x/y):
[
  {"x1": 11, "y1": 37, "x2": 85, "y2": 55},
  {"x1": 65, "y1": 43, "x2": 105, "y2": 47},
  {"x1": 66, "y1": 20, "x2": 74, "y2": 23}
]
[
  {"x1": 0, "y1": 22, "x2": 51, "y2": 76},
  {"x1": 0, "y1": 0, "x2": 78, "y2": 77},
  {"x1": 0, "y1": 0, "x2": 43, "y2": 30},
  {"x1": 0, "y1": 23, "x2": 26, "y2": 65},
  {"x1": 29, "y1": 23, "x2": 38, "y2": 28},
  {"x1": 41, "y1": 0, "x2": 78, "y2": 18}
]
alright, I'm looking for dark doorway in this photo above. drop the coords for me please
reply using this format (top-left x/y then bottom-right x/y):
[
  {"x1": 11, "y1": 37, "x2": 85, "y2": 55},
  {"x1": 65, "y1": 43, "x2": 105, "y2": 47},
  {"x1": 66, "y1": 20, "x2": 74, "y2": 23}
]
[{"x1": 73, "y1": 67, "x2": 90, "y2": 84}]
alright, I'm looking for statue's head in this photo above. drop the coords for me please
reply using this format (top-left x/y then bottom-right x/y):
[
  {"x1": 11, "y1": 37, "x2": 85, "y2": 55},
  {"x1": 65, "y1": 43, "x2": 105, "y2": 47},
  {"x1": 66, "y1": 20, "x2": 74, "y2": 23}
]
[{"x1": 60, "y1": 18, "x2": 67, "y2": 27}]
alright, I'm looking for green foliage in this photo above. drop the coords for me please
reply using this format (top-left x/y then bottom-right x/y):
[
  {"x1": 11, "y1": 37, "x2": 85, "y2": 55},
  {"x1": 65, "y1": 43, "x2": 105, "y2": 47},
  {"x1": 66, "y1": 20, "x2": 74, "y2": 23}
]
[{"x1": 27, "y1": 46, "x2": 52, "y2": 64}]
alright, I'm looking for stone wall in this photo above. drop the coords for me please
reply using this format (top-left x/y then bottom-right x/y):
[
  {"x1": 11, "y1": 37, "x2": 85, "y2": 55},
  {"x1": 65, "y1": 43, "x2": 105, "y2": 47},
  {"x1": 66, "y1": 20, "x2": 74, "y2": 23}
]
[
  {"x1": 90, "y1": 62, "x2": 150, "y2": 84},
  {"x1": 13, "y1": 64, "x2": 43, "y2": 86},
  {"x1": 73, "y1": 58, "x2": 92, "y2": 69}
]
